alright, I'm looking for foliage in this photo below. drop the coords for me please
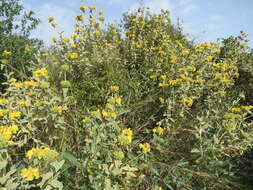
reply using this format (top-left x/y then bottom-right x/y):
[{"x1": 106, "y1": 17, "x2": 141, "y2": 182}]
[
  {"x1": 1, "y1": 3, "x2": 253, "y2": 190},
  {"x1": 0, "y1": 0, "x2": 41, "y2": 91}
]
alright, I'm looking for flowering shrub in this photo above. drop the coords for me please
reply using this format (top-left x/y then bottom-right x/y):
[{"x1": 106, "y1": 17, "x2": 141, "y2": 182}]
[{"x1": 1, "y1": 3, "x2": 253, "y2": 190}]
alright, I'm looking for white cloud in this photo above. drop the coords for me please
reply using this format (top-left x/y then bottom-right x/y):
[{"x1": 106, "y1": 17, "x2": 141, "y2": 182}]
[{"x1": 27, "y1": 2, "x2": 76, "y2": 45}]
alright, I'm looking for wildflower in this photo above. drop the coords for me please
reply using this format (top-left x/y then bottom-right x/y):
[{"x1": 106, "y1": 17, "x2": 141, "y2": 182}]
[
  {"x1": 102, "y1": 109, "x2": 109, "y2": 118},
  {"x1": 80, "y1": 5, "x2": 88, "y2": 11},
  {"x1": 23, "y1": 80, "x2": 38, "y2": 88},
  {"x1": 76, "y1": 15, "x2": 84, "y2": 21},
  {"x1": 18, "y1": 100, "x2": 29, "y2": 107},
  {"x1": 70, "y1": 43, "x2": 77, "y2": 48},
  {"x1": 2, "y1": 50, "x2": 11, "y2": 56},
  {"x1": 63, "y1": 38, "x2": 70, "y2": 42},
  {"x1": 9, "y1": 111, "x2": 21, "y2": 120},
  {"x1": 69, "y1": 52, "x2": 78, "y2": 59},
  {"x1": 33, "y1": 68, "x2": 48, "y2": 78},
  {"x1": 51, "y1": 106, "x2": 63, "y2": 114},
  {"x1": 98, "y1": 17, "x2": 105, "y2": 22},
  {"x1": 51, "y1": 37, "x2": 57, "y2": 43},
  {"x1": 71, "y1": 34, "x2": 77, "y2": 39},
  {"x1": 153, "y1": 126, "x2": 164, "y2": 135},
  {"x1": 0, "y1": 98, "x2": 9, "y2": 104},
  {"x1": 182, "y1": 98, "x2": 193, "y2": 107},
  {"x1": 159, "y1": 97, "x2": 165, "y2": 103},
  {"x1": 9, "y1": 78, "x2": 17, "y2": 83},
  {"x1": 150, "y1": 75, "x2": 157, "y2": 79},
  {"x1": 160, "y1": 75, "x2": 167, "y2": 80},
  {"x1": 119, "y1": 128, "x2": 133, "y2": 145},
  {"x1": 98, "y1": 10, "x2": 104, "y2": 15},
  {"x1": 186, "y1": 66, "x2": 196, "y2": 72},
  {"x1": 20, "y1": 167, "x2": 40, "y2": 181},
  {"x1": 115, "y1": 97, "x2": 122, "y2": 104},
  {"x1": 110, "y1": 111, "x2": 116, "y2": 118},
  {"x1": 47, "y1": 17, "x2": 54, "y2": 22},
  {"x1": 0, "y1": 109, "x2": 9, "y2": 117},
  {"x1": 110, "y1": 86, "x2": 119, "y2": 92},
  {"x1": 93, "y1": 30, "x2": 101, "y2": 36},
  {"x1": 230, "y1": 107, "x2": 241, "y2": 113},
  {"x1": 181, "y1": 49, "x2": 190, "y2": 56},
  {"x1": 139, "y1": 143, "x2": 151, "y2": 153}
]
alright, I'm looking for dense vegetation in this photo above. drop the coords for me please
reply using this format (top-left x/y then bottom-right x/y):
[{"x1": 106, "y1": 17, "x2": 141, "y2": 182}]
[{"x1": 1, "y1": 1, "x2": 253, "y2": 189}]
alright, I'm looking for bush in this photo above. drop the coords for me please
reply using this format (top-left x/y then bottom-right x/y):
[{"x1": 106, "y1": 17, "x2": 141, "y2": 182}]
[{"x1": 1, "y1": 4, "x2": 253, "y2": 190}]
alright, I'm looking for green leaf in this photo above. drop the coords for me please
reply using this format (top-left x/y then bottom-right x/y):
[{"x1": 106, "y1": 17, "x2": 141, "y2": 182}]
[
  {"x1": 50, "y1": 179, "x2": 63, "y2": 190},
  {"x1": 50, "y1": 160, "x2": 65, "y2": 172},
  {"x1": 0, "y1": 160, "x2": 7, "y2": 170}
]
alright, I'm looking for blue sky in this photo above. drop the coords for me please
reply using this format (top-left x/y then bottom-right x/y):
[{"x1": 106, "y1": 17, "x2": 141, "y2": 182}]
[{"x1": 22, "y1": 0, "x2": 253, "y2": 46}]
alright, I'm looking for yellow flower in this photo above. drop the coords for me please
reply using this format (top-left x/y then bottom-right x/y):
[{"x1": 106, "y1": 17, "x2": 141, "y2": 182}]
[
  {"x1": 71, "y1": 34, "x2": 78, "y2": 38},
  {"x1": 20, "y1": 167, "x2": 40, "y2": 181},
  {"x1": 47, "y1": 17, "x2": 54, "y2": 22},
  {"x1": 18, "y1": 100, "x2": 29, "y2": 107},
  {"x1": 9, "y1": 78, "x2": 17, "y2": 83},
  {"x1": 63, "y1": 37, "x2": 70, "y2": 42},
  {"x1": 110, "y1": 111, "x2": 116, "y2": 118},
  {"x1": 51, "y1": 37, "x2": 57, "y2": 43},
  {"x1": 110, "y1": 86, "x2": 119, "y2": 92},
  {"x1": 115, "y1": 97, "x2": 122, "y2": 104},
  {"x1": 181, "y1": 49, "x2": 190, "y2": 56},
  {"x1": 93, "y1": 30, "x2": 101, "y2": 36},
  {"x1": 69, "y1": 52, "x2": 78, "y2": 59},
  {"x1": 2, "y1": 50, "x2": 11, "y2": 56},
  {"x1": 0, "y1": 109, "x2": 9, "y2": 117},
  {"x1": 186, "y1": 66, "x2": 196, "y2": 72},
  {"x1": 33, "y1": 68, "x2": 48, "y2": 78},
  {"x1": 182, "y1": 98, "x2": 193, "y2": 107},
  {"x1": 26, "y1": 147, "x2": 38, "y2": 159},
  {"x1": 14, "y1": 82, "x2": 23, "y2": 88},
  {"x1": 98, "y1": 17, "x2": 105, "y2": 23},
  {"x1": 0, "y1": 98, "x2": 9, "y2": 104},
  {"x1": 153, "y1": 126, "x2": 164, "y2": 135},
  {"x1": 102, "y1": 109, "x2": 109, "y2": 118},
  {"x1": 159, "y1": 97, "x2": 165, "y2": 103},
  {"x1": 139, "y1": 143, "x2": 151, "y2": 153},
  {"x1": 160, "y1": 75, "x2": 167, "y2": 80},
  {"x1": 75, "y1": 15, "x2": 84, "y2": 21},
  {"x1": 119, "y1": 128, "x2": 133, "y2": 145},
  {"x1": 8, "y1": 111, "x2": 21, "y2": 120},
  {"x1": 150, "y1": 75, "x2": 157, "y2": 79},
  {"x1": 24, "y1": 80, "x2": 38, "y2": 88},
  {"x1": 70, "y1": 43, "x2": 77, "y2": 48},
  {"x1": 80, "y1": 5, "x2": 89, "y2": 11},
  {"x1": 230, "y1": 107, "x2": 241, "y2": 113}
]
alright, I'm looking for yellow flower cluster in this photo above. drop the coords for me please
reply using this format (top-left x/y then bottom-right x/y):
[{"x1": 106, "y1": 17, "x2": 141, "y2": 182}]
[
  {"x1": 20, "y1": 167, "x2": 40, "y2": 181},
  {"x1": 118, "y1": 128, "x2": 133, "y2": 145},
  {"x1": 33, "y1": 68, "x2": 48, "y2": 78},
  {"x1": 152, "y1": 126, "x2": 164, "y2": 135},
  {"x1": 9, "y1": 111, "x2": 21, "y2": 120},
  {"x1": 101, "y1": 109, "x2": 116, "y2": 119},
  {"x1": 17, "y1": 100, "x2": 30, "y2": 107},
  {"x1": 2, "y1": 50, "x2": 11, "y2": 56},
  {"x1": 0, "y1": 98, "x2": 9, "y2": 104},
  {"x1": 139, "y1": 143, "x2": 151, "y2": 153},
  {"x1": 0, "y1": 125, "x2": 19, "y2": 143},
  {"x1": 70, "y1": 52, "x2": 78, "y2": 59},
  {"x1": 182, "y1": 98, "x2": 193, "y2": 107},
  {"x1": 13, "y1": 80, "x2": 38, "y2": 89},
  {"x1": 110, "y1": 85, "x2": 119, "y2": 92},
  {"x1": 26, "y1": 147, "x2": 51, "y2": 160}
]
